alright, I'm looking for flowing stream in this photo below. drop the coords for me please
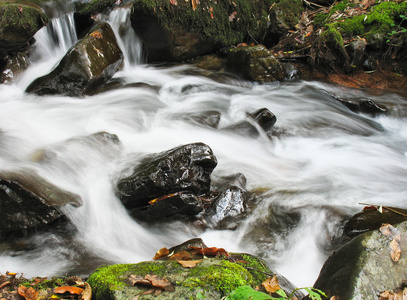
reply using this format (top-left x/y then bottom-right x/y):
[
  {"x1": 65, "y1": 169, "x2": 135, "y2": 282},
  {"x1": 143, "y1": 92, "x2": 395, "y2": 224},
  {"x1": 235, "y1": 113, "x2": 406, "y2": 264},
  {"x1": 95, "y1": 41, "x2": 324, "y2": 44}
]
[{"x1": 1, "y1": 7, "x2": 407, "y2": 288}]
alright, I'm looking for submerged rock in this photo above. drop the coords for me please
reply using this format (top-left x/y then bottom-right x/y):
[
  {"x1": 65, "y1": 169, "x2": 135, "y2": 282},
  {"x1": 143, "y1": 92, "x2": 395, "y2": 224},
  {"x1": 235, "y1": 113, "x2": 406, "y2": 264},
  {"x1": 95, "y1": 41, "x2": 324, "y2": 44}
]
[
  {"x1": 204, "y1": 186, "x2": 246, "y2": 229},
  {"x1": 226, "y1": 45, "x2": 285, "y2": 83},
  {"x1": 25, "y1": 22, "x2": 123, "y2": 97},
  {"x1": 0, "y1": 169, "x2": 82, "y2": 233},
  {"x1": 314, "y1": 221, "x2": 407, "y2": 299},
  {"x1": 116, "y1": 143, "x2": 217, "y2": 211}
]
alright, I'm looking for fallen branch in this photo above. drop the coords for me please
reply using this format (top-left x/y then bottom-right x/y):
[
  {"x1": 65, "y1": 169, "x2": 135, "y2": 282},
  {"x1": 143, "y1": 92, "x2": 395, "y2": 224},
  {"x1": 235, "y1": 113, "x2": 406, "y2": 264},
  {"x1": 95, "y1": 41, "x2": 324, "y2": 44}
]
[
  {"x1": 359, "y1": 203, "x2": 407, "y2": 217},
  {"x1": 0, "y1": 281, "x2": 11, "y2": 289}
]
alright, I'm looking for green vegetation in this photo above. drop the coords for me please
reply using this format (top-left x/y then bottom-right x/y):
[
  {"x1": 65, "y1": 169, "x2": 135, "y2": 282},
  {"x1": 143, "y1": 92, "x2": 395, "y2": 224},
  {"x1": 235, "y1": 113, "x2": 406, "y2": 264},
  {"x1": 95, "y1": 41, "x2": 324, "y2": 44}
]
[
  {"x1": 321, "y1": 23, "x2": 344, "y2": 47},
  {"x1": 185, "y1": 260, "x2": 253, "y2": 294},
  {"x1": 75, "y1": 0, "x2": 116, "y2": 15},
  {"x1": 134, "y1": 0, "x2": 269, "y2": 46},
  {"x1": 317, "y1": 1, "x2": 407, "y2": 43},
  {"x1": 87, "y1": 264, "x2": 133, "y2": 300}
]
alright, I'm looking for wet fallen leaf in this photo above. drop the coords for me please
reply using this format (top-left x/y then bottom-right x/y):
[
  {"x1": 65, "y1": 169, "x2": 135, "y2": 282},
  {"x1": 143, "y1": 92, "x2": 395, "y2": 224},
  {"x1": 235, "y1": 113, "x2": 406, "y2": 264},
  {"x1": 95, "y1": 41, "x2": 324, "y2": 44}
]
[
  {"x1": 90, "y1": 31, "x2": 103, "y2": 39},
  {"x1": 145, "y1": 275, "x2": 174, "y2": 292},
  {"x1": 390, "y1": 239, "x2": 401, "y2": 262},
  {"x1": 191, "y1": 0, "x2": 198, "y2": 10},
  {"x1": 18, "y1": 286, "x2": 38, "y2": 300},
  {"x1": 178, "y1": 260, "x2": 202, "y2": 268},
  {"x1": 380, "y1": 223, "x2": 401, "y2": 241},
  {"x1": 0, "y1": 281, "x2": 11, "y2": 289},
  {"x1": 262, "y1": 275, "x2": 280, "y2": 293},
  {"x1": 153, "y1": 247, "x2": 169, "y2": 260},
  {"x1": 189, "y1": 246, "x2": 230, "y2": 257},
  {"x1": 168, "y1": 250, "x2": 191, "y2": 261},
  {"x1": 54, "y1": 286, "x2": 84, "y2": 295}
]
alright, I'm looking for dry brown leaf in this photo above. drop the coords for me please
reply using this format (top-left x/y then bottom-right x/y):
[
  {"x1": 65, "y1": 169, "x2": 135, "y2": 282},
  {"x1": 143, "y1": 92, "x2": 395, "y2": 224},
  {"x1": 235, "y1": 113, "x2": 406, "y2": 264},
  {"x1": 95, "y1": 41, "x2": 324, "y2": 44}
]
[
  {"x1": 0, "y1": 281, "x2": 11, "y2": 289},
  {"x1": 178, "y1": 260, "x2": 202, "y2": 268},
  {"x1": 129, "y1": 275, "x2": 151, "y2": 286},
  {"x1": 390, "y1": 239, "x2": 401, "y2": 262},
  {"x1": 55, "y1": 286, "x2": 84, "y2": 295},
  {"x1": 80, "y1": 282, "x2": 92, "y2": 300},
  {"x1": 262, "y1": 275, "x2": 280, "y2": 293},
  {"x1": 144, "y1": 274, "x2": 174, "y2": 292},
  {"x1": 18, "y1": 286, "x2": 38, "y2": 300},
  {"x1": 153, "y1": 247, "x2": 169, "y2": 260}
]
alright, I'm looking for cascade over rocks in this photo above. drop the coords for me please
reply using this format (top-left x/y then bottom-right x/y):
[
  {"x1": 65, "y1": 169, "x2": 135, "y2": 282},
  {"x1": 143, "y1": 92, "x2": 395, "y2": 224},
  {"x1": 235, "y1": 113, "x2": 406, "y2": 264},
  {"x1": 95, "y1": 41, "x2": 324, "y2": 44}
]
[
  {"x1": 25, "y1": 22, "x2": 123, "y2": 97},
  {"x1": 115, "y1": 143, "x2": 217, "y2": 216},
  {"x1": 0, "y1": 169, "x2": 82, "y2": 233},
  {"x1": 313, "y1": 221, "x2": 407, "y2": 299}
]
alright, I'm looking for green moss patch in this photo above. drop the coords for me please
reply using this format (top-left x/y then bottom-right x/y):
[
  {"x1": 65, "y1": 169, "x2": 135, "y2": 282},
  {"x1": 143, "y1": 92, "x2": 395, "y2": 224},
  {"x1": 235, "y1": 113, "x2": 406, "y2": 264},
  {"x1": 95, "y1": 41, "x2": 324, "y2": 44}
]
[{"x1": 134, "y1": 0, "x2": 269, "y2": 46}]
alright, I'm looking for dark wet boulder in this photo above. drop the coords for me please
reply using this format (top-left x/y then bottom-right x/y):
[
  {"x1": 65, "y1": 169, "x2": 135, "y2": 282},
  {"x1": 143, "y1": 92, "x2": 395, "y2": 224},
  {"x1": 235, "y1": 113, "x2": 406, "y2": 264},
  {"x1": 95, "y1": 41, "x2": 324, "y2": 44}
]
[
  {"x1": 314, "y1": 221, "x2": 407, "y2": 299},
  {"x1": 0, "y1": 169, "x2": 82, "y2": 233},
  {"x1": 0, "y1": 50, "x2": 30, "y2": 83},
  {"x1": 129, "y1": 192, "x2": 204, "y2": 222},
  {"x1": 25, "y1": 22, "x2": 123, "y2": 97},
  {"x1": 116, "y1": 143, "x2": 217, "y2": 210},
  {"x1": 344, "y1": 207, "x2": 407, "y2": 238},
  {"x1": 130, "y1": 0, "x2": 269, "y2": 62},
  {"x1": 0, "y1": 3, "x2": 48, "y2": 53},
  {"x1": 226, "y1": 45, "x2": 285, "y2": 83}
]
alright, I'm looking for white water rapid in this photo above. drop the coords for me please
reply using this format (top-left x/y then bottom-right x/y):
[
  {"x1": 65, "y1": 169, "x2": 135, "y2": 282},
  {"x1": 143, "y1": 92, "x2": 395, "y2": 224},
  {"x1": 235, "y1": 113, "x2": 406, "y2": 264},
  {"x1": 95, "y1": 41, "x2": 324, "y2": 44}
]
[{"x1": 1, "y1": 8, "x2": 407, "y2": 289}]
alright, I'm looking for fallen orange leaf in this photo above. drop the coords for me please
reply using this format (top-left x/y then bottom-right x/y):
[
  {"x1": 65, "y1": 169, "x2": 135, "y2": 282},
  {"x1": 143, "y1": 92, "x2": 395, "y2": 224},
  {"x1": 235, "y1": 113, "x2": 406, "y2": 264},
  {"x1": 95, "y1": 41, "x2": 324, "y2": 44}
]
[
  {"x1": 191, "y1": 0, "x2": 198, "y2": 10},
  {"x1": 54, "y1": 286, "x2": 84, "y2": 295},
  {"x1": 153, "y1": 247, "x2": 169, "y2": 260},
  {"x1": 390, "y1": 239, "x2": 401, "y2": 262},
  {"x1": 18, "y1": 286, "x2": 38, "y2": 300},
  {"x1": 168, "y1": 250, "x2": 191, "y2": 261},
  {"x1": 178, "y1": 260, "x2": 202, "y2": 268},
  {"x1": 189, "y1": 246, "x2": 230, "y2": 257},
  {"x1": 262, "y1": 275, "x2": 280, "y2": 293}
]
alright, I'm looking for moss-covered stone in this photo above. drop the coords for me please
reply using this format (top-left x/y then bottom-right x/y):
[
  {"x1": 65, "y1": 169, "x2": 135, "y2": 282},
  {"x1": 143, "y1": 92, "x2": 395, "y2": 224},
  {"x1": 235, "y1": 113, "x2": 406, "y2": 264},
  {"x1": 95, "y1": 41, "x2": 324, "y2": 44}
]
[
  {"x1": 226, "y1": 45, "x2": 285, "y2": 82},
  {"x1": 87, "y1": 254, "x2": 277, "y2": 300},
  {"x1": 130, "y1": 0, "x2": 269, "y2": 61},
  {"x1": 0, "y1": 3, "x2": 48, "y2": 51}
]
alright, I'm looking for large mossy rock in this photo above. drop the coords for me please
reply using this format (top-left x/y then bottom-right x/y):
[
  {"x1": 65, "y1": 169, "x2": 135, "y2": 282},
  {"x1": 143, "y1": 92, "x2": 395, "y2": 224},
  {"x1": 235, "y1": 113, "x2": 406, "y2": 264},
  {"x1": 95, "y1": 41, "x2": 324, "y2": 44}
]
[
  {"x1": 88, "y1": 249, "x2": 290, "y2": 300},
  {"x1": 0, "y1": 169, "x2": 82, "y2": 233},
  {"x1": 116, "y1": 143, "x2": 217, "y2": 210},
  {"x1": 313, "y1": 221, "x2": 407, "y2": 300},
  {"x1": 226, "y1": 45, "x2": 285, "y2": 82},
  {"x1": 0, "y1": 2, "x2": 48, "y2": 52},
  {"x1": 130, "y1": 0, "x2": 269, "y2": 62},
  {"x1": 25, "y1": 22, "x2": 123, "y2": 96}
]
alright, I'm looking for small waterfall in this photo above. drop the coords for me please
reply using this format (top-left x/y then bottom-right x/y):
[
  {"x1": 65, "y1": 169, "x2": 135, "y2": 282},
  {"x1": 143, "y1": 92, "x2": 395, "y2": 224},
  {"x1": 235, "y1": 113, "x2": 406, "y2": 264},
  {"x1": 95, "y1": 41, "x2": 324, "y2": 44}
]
[
  {"x1": 107, "y1": 7, "x2": 144, "y2": 68},
  {"x1": 16, "y1": 13, "x2": 78, "y2": 88},
  {"x1": 31, "y1": 13, "x2": 77, "y2": 61}
]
